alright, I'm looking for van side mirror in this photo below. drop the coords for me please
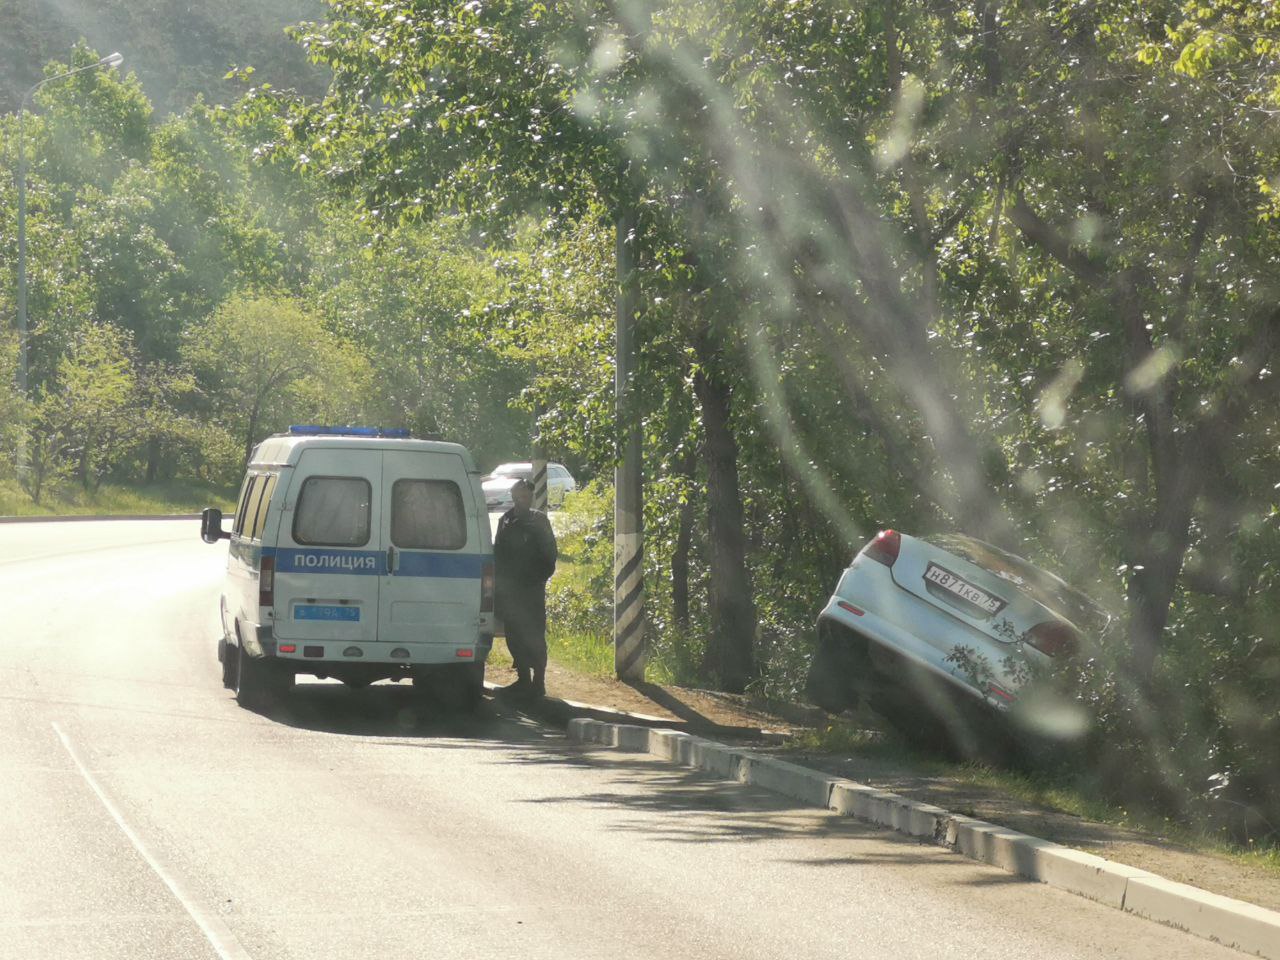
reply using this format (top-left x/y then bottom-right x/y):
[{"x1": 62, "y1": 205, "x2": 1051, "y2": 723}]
[{"x1": 201, "y1": 507, "x2": 230, "y2": 543}]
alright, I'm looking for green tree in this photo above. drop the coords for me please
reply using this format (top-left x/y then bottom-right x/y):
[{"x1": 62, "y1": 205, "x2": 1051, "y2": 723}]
[
  {"x1": 183, "y1": 293, "x2": 373, "y2": 464},
  {"x1": 27, "y1": 322, "x2": 141, "y2": 498},
  {"x1": 290, "y1": 0, "x2": 770, "y2": 689}
]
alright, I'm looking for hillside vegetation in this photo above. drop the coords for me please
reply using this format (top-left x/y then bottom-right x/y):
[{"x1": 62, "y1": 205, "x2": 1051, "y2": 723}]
[{"x1": 0, "y1": 0, "x2": 327, "y2": 114}]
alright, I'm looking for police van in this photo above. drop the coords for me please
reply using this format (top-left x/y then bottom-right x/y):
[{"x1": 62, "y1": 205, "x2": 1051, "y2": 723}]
[{"x1": 200, "y1": 426, "x2": 494, "y2": 711}]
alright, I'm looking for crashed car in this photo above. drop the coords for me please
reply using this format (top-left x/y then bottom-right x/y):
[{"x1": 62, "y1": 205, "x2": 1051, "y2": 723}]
[{"x1": 807, "y1": 529, "x2": 1111, "y2": 751}]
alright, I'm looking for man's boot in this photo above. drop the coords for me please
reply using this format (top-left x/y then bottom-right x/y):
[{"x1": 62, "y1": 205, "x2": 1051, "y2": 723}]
[{"x1": 499, "y1": 666, "x2": 531, "y2": 696}]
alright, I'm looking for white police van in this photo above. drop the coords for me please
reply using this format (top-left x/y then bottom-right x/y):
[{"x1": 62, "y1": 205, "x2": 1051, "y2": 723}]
[{"x1": 201, "y1": 426, "x2": 494, "y2": 711}]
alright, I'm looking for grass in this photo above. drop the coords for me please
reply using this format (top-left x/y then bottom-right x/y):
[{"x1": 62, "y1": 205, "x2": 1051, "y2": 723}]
[
  {"x1": 789, "y1": 716, "x2": 1280, "y2": 876},
  {"x1": 489, "y1": 625, "x2": 683, "y2": 688},
  {"x1": 546, "y1": 627, "x2": 683, "y2": 685},
  {"x1": 0, "y1": 477, "x2": 236, "y2": 518},
  {"x1": 547, "y1": 628, "x2": 616, "y2": 676}
]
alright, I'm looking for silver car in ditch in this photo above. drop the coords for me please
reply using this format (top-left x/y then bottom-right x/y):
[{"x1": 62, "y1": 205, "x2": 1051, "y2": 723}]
[{"x1": 807, "y1": 529, "x2": 1110, "y2": 750}]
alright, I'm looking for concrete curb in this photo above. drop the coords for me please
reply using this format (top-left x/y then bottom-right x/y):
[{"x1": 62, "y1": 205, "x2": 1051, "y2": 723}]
[
  {"x1": 0, "y1": 514, "x2": 200, "y2": 523},
  {"x1": 481, "y1": 681, "x2": 786, "y2": 741},
  {"x1": 566, "y1": 717, "x2": 1280, "y2": 960}
]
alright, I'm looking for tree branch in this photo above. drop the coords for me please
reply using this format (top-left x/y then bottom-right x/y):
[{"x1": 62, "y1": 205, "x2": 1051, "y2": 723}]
[{"x1": 1007, "y1": 191, "x2": 1107, "y2": 281}]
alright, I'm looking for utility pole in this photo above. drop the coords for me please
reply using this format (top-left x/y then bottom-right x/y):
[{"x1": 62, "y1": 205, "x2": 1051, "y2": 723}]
[
  {"x1": 531, "y1": 403, "x2": 548, "y2": 512},
  {"x1": 613, "y1": 205, "x2": 645, "y2": 682}
]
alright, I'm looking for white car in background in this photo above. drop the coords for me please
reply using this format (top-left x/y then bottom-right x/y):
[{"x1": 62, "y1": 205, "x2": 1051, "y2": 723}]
[
  {"x1": 807, "y1": 529, "x2": 1112, "y2": 753},
  {"x1": 482, "y1": 462, "x2": 577, "y2": 511}
]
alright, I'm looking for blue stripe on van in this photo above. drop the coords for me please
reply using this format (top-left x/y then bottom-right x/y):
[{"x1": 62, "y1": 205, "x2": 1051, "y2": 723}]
[
  {"x1": 265, "y1": 547, "x2": 486, "y2": 579},
  {"x1": 395, "y1": 551, "x2": 486, "y2": 579}
]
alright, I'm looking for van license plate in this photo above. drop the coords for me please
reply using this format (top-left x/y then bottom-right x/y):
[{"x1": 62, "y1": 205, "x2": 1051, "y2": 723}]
[
  {"x1": 294, "y1": 604, "x2": 360, "y2": 622},
  {"x1": 923, "y1": 564, "x2": 1005, "y2": 615}
]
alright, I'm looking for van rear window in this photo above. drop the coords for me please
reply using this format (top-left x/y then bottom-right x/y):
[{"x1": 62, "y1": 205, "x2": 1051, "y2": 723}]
[
  {"x1": 391, "y1": 479, "x2": 467, "y2": 550},
  {"x1": 293, "y1": 477, "x2": 372, "y2": 547}
]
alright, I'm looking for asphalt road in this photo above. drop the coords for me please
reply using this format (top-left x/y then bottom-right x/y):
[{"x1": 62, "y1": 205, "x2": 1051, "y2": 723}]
[{"x1": 0, "y1": 520, "x2": 1241, "y2": 960}]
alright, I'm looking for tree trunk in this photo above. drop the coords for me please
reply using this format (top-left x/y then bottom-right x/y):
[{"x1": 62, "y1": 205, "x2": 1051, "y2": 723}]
[
  {"x1": 243, "y1": 401, "x2": 261, "y2": 468},
  {"x1": 671, "y1": 446, "x2": 697, "y2": 633},
  {"x1": 145, "y1": 437, "x2": 160, "y2": 484},
  {"x1": 693, "y1": 349, "x2": 757, "y2": 693}
]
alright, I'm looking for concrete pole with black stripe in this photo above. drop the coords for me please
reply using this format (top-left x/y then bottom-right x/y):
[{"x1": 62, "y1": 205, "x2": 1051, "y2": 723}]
[
  {"x1": 613, "y1": 205, "x2": 645, "y2": 681},
  {"x1": 531, "y1": 404, "x2": 549, "y2": 512}
]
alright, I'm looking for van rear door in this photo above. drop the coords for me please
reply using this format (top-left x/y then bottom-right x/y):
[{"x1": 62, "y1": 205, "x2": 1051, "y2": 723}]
[
  {"x1": 379, "y1": 450, "x2": 483, "y2": 650},
  {"x1": 272, "y1": 450, "x2": 381, "y2": 645}
]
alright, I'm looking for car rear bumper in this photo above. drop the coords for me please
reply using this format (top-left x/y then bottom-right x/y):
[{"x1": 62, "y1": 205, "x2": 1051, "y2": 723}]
[
  {"x1": 265, "y1": 636, "x2": 493, "y2": 666},
  {"x1": 818, "y1": 586, "x2": 1015, "y2": 712}
]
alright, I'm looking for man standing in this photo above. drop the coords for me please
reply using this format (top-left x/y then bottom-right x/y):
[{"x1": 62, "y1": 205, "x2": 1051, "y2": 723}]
[{"x1": 494, "y1": 478, "x2": 558, "y2": 699}]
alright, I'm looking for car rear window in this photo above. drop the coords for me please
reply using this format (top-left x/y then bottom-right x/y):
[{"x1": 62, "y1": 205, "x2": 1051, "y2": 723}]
[
  {"x1": 391, "y1": 479, "x2": 467, "y2": 550},
  {"x1": 493, "y1": 464, "x2": 531, "y2": 479},
  {"x1": 293, "y1": 476, "x2": 372, "y2": 547},
  {"x1": 926, "y1": 534, "x2": 1108, "y2": 631}
]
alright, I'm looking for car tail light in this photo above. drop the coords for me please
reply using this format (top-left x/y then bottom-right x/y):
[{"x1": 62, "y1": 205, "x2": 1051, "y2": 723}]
[
  {"x1": 1026, "y1": 620, "x2": 1078, "y2": 658},
  {"x1": 862, "y1": 529, "x2": 901, "y2": 566},
  {"x1": 987, "y1": 681, "x2": 1016, "y2": 703},
  {"x1": 481, "y1": 559, "x2": 495, "y2": 613},
  {"x1": 259, "y1": 555, "x2": 275, "y2": 607}
]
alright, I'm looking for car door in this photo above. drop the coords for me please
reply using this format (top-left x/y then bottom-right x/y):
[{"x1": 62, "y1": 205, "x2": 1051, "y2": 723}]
[
  {"x1": 379, "y1": 450, "x2": 483, "y2": 649},
  {"x1": 272, "y1": 450, "x2": 382, "y2": 645}
]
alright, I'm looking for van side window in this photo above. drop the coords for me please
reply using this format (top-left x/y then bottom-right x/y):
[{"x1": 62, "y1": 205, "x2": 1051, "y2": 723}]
[
  {"x1": 248, "y1": 475, "x2": 277, "y2": 541},
  {"x1": 234, "y1": 476, "x2": 259, "y2": 537},
  {"x1": 293, "y1": 477, "x2": 372, "y2": 547},
  {"x1": 391, "y1": 479, "x2": 467, "y2": 550}
]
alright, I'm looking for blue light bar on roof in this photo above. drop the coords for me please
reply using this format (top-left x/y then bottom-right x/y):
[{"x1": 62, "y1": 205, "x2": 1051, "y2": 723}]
[{"x1": 288, "y1": 425, "x2": 411, "y2": 438}]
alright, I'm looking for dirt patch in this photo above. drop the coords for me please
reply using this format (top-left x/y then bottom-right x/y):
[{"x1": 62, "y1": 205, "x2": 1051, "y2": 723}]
[
  {"x1": 505, "y1": 655, "x2": 1280, "y2": 913},
  {"x1": 497, "y1": 658, "x2": 806, "y2": 734}
]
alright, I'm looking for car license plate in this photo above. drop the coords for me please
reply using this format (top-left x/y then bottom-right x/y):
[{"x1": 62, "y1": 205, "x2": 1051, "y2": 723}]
[
  {"x1": 294, "y1": 604, "x2": 360, "y2": 622},
  {"x1": 923, "y1": 563, "x2": 1006, "y2": 616}
]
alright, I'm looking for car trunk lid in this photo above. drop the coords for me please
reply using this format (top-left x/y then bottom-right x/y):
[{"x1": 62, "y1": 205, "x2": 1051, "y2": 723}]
[{"x1": 887, "y1": 534, "x2": 1058, "y2": 647}]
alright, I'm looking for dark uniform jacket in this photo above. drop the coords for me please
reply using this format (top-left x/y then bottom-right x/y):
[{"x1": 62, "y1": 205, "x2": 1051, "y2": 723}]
[{"x1": 493, "y1": 507, "x2": 558, "y2": 625}]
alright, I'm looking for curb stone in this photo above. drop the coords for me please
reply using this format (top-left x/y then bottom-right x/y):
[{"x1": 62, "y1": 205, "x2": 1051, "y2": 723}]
[{"x1": 566, "y1": 717, "x2": 1280, "y2": 960}]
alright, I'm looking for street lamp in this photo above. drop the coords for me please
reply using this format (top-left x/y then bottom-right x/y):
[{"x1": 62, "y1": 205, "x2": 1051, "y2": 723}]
[{"x1": 14, "y1": 51, "x2": 124, "y2": 406}]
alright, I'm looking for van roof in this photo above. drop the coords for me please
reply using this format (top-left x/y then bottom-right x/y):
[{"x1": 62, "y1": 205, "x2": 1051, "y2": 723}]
[{"x1": 248, "y1": 434, "x2": 478, "y2": 471}]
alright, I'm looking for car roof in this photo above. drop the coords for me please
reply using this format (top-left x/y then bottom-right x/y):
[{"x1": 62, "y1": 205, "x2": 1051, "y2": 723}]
[
  {"x1": 250, "y1": 434, "x2": 476, "y2": 470},
  {"x1": 490, "y1": 461, "x2": 569, "y2": 471}
]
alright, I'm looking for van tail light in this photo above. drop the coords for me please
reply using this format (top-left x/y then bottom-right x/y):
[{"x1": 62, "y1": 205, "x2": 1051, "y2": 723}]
[
  {"x1": 259, "y1": 555, "x2": 275, "y2": 608},
  {"x1": 480, "y1": 559, "x2": 495, "y2": 613},
  {"x1": 862, "y1": 529, "x2": 901, "y2": 566},
  {"x1": 1026, "y1": 620, "x2": 1078, "y2": 658}
]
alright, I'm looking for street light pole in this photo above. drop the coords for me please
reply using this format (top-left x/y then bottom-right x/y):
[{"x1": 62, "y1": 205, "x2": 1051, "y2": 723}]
[{"x1": 14, "y1": 51, "x2": 123, "y2": 408}]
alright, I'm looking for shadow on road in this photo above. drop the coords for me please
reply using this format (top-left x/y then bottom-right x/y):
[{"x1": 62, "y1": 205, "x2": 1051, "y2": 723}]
[
  {"x1": 516, "y1": 759, "x2": 983, "y2": 870},
  {"x1": 247, "y1": 681, "x2": 554, "y2": 745},
  {"x1": 239, "y1": 681, "x2": 1029, "y2": 878}
]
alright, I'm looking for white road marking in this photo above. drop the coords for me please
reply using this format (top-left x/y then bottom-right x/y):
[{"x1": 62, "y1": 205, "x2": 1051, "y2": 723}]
[{"x1": 52, "y1": 722, "x2": 254, "y2": 960}]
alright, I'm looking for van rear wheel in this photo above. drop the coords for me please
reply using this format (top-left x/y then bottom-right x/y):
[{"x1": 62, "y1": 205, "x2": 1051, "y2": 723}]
[
  {"x1": 235, "y1": 643, "x2": 292, "y2": 709},
  {"x1": 414, "y1": 663, "x2": 484, "y2": 713}
]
